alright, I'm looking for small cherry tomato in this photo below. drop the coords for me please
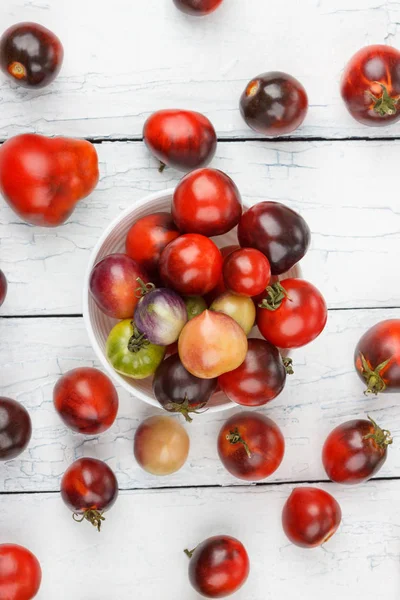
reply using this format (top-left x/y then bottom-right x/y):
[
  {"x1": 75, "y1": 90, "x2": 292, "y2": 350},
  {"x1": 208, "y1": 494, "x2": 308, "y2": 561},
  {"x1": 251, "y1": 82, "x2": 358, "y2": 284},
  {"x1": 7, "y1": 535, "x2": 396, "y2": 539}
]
[
  {"x1": 134, "y1": 415, "x2": 190, "y2": 475},
  {"x1": 282, "y1": 487, "x2": 342, "y2": 548},
  {"x1": 159, "y1": 233, "x2": 222, "y2": 295},
  {"x1": 53, "y1": 367, "x2": 119, "y2": 435},
  {"x1": 0, "y1": 397, "x2": 32, "y2": 460},
  {"x1": 184, "y1": 295, "x2": 207, "y2": 320},
  {"x1": 172, "y1": 168, "x2": 242, "y2": 237},
  {"x1": 173, "y1": 0, "x2": 224, "y2": 16},
  {"x1": 0, "y1": 269, "x2": 7, "y2": 306},
  {"x1": 0, "y1": 544, "x2": 42, "y2": 600},
  {"x1": 218, "y1": 411, "x2": 284, "y2": 481},
  {"x1": 341, "y1": 45, "x2": 400, "y2": 126},
  {"x1": 257, "y1": 280, "x2": 327, "y2": 348},
  {"x1": 125, "y1": 212, "x2": 180, "y2": 277},
  {"x1": 322, "y1": 416, "x2": 392, "y2": 485},
  {"x1": 354, "y1": 319, "x2": 400, "y2": 394},
  {"x1": 61, "y1": 458, "x2": 118, "y2": 531},
  {"x1": 218, "y1": 339, "x2": 291, "y2": 407},
  {"x1": 240, "y1": 72, "x2": 308, "y2": 136},
  {"x1": 223, "y1": 248, "x2": 271, "y2": 296},
  {"x1": 185, "y1": 535, "x2": 249, "y2": 598},
  {"x1": 210, "y1": 292, "x2": 255, "y2": 334}
]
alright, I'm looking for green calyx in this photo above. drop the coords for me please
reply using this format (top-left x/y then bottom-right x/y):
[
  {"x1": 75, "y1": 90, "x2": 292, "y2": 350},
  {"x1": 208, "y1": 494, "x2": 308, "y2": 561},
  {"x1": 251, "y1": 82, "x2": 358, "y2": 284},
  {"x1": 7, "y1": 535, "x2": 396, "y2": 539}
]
[
  {"x1": 73, "y1": 509, "x2": 105, "y2": 532},
  {"x1": 363, "y1": 415, "x2": 393, "y2": 449},
  {"x1": 134, "y1": 277, "x2": 155, "y2": 299},
  {"x1": 258, "y1": 282, "x2": 288, "y2": 311},
  {"x1": 127, "y1": 322, "x2": 150, "y2": 353},
  {"x1": 166, "y1": 395, "x2": 208, "y2": 423},
  {"x1": 283, "y1": 357, "x2": 294, "y2": 375},
  {"x1": 359, "y1": 353, "x2": 391, "y2": 395},
  {"x1": 226, "y1": 427, "x2": 252, "y2": 458},
  {"x1": 370, "y1": 83, "x2": 400, "y2": 117}
]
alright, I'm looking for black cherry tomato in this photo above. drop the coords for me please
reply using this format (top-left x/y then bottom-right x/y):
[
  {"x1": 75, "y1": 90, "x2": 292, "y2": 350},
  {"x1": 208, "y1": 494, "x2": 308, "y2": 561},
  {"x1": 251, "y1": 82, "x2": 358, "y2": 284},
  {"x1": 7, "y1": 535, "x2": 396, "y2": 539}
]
[{"x1": 0, "y1": 397, "x2": 32, "y2": 461}]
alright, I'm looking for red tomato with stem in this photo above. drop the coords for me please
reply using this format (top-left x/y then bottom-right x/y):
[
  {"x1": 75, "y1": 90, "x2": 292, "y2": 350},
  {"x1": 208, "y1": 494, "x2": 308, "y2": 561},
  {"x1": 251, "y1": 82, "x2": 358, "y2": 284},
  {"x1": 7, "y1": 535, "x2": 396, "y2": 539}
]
[
  {"x1": 172, "y1": 168, "x2": 242, "y2": 237},
  {"x1": 159, "y1": 233, "x2": 222, "y2": 295},
  {"x1": 354, "y1": 319, "x2": 400, "y2": 394},
  {"x1": 282, "y1": 487, "x2": 342, "y2": 548},
  {"x1": 257, "y1": 279, "x2": 327, "y2": 348},
  {"x1": 218, "y1": 411, "x2": 285, "y2": 481},
  {"x1": 322, "y1": 416, "x2": 392, "y2": 485},
  {"x1": 223, "y1": 248, "x2": 271, "y2": 296},
  {"x1": 185, "y1": 535, "x2": 249, "y2": 598},
  {"x1": 341, "y1": 45, "x2": 400, "y2": 126},
  {"x1": 0, "y1": 544, "x2": 42, "y2": 600}
]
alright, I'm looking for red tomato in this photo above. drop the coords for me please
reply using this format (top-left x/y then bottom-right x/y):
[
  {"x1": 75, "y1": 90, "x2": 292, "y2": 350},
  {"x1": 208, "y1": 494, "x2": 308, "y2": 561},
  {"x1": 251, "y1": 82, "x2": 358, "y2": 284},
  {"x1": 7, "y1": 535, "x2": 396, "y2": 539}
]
[
  {"x1": 205, "y1": 245, "x2": 239, "y2": 303},
  {"x1": 217, "y1": 411, "x2": 284, "y2": 481},
  {"x1": 354, "y1": 319, "x2": 400, "y2": 394},
  {"x1": 186, "y1": 535, "x2": 249, "y2": 598},
  {"x1": 172, "y1": 168, "x2": 242, "y2": 237},
  {"x1": 159, "y1": 233, "x2": 222, "y2": 295},
  {"x1": 218, "y1": 339, "x2": 290, "y2": 406},
  {"x1": 173, "y1": 0, "x2": 224, "y2": 16},
  {"x1": 125, "y1": 212, "x2": 180, "y2": 277},
  {"x1": 0, "y1": 544, "x2": 42, "y2": 600},
  {"x1": 282, "y1": 487, "x2": 342, "y2": 548},
  {"x1": 223, "y1": 248, "x2": 271, "y2": 296},
  {"x1": 341, "y1": 45, "x2": 400, "y2": 126},
  {"x1": 257, "y1": 279, "x2": 327, "y2": 348},
  {"x1": 322, "y1": 417, "x2": 392, "y2": 485}
]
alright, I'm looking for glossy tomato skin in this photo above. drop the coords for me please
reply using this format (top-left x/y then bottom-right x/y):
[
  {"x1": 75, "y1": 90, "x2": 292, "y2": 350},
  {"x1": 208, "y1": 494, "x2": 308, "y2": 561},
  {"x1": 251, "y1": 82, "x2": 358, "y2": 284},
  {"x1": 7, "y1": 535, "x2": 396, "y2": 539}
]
[
  {"x1": 354, "y1": 319, "x2": 400, "y2": 394},
  {"x1": 143, "y1": 110, "x2": 216, "y2": 171},
  {"x1": 205, "y1": 245, "x2": 240, "y2": 303},
  {"x1": 322, "y1": 418, "x2": 391, "y2": 484},
  {"x1": 257, "y1": 279, "x2": 327, "y2": 348},
  {"x1": 53, "y1": 367, "x2": 119, "y2": 434},
  {"x1": 210, "y1": 292, "x2": 255, "y2": 335},
  {"x1": 0, "y1": 397, "x2": 31, "y2": 461},
  {"x1": 240, "y1": 72, "x2": 308, "y2": 136},
  {"x1": 341, "y1": 45, "x2": 400, "y2": 126},
  {"x1": 238, "y1": 201, "x2": 310, "y2": 275},
  {"x1": 219, "y1": 339, "x2": 287, "y2": 407},
  {"x1": 125, "y1": 212, "x2": 180, "y2": 277},
  {"x1": 0, "y1": 544, "x2": 42, "y2": 600},
  {"x1": 282, "y1": 487, "x2": 342, "y2": 548},
  {"x1": 187, "y1": 535, "x2": 249, "y2": 598},
  {"x1": 223, "y1": 248, "x2": 271, "y2": 296},
  {"x1": 172, "y1": 169, "x2": 242, "y2": 237},
  {"x1": 218, "y1": 411, "x2": 284, "y2": 481},
  {"x1": 173, "y1": 0, "x2": 224, "y2": 16},
  {"x1": 0, "y1": 269, "x2": 7, "y2": 306},
  {"x1": 0, "y1": 134, "x2": 99, "y2": 227},
  {"x1": 0, "y1": 22, "x2": 63, "y2": 88},
  {"x1": 159, "y1": 233, "x2": 222, "y2": 295}
]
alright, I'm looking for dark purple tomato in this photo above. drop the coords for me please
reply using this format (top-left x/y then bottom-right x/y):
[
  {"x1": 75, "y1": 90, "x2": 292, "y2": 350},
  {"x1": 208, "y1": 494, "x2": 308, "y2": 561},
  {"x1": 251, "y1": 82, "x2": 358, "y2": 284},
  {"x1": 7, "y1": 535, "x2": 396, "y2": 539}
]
[
  {"x1": 238, "y1": 201, "x2": 311, "y2": 275},
  {"x1": 153, "y1": 353, "x2": 217, "y2": 422},
  {"x1": 173, "y1": 0, "x2": 224, "y2": 16},
  {"x1": 240, "y1": 72, "x2": 308, "y2": 136},
  {"x1": 0, "y1": 269, "x2": 7, "y2": 307},
  {"x1": 0, "y1": 397, "x2": 32, "y2": 460},
  {"x1": 0, "y1": 22, "x2": 63, "y2": 88}
]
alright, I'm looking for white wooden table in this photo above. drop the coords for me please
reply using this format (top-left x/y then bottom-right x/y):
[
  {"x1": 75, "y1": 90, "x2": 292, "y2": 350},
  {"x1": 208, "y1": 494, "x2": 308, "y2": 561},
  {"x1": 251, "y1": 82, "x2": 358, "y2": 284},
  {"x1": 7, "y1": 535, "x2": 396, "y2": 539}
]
[{"x1": 1, "y1": 1, "x2": 400, "y2": 598}]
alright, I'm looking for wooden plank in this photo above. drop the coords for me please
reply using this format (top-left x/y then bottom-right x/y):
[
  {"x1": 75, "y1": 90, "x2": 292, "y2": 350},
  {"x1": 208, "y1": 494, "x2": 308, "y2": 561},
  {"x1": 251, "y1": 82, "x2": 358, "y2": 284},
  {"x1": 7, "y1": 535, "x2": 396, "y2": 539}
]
[
  {"x1": 1, "y1": 0, "x2": 400, "y2": 139},
  {"x1": 2, "y1": 480, "x2": 400, "y2": 599},
  {"x1": 1, "y1": 140, "x2": 400, "y2": 316},
  {"x1": 1, "y1": 308, "x2": 399, "y2": 493}
]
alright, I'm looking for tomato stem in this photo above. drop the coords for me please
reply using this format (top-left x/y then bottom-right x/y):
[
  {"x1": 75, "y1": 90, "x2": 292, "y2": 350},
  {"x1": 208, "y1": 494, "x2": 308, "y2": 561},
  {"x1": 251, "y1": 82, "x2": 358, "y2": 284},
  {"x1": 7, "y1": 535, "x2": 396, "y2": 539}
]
[
  {"x1": 370, "y1": 83, "x2": 400, "y2": 117},
  {"x1": 226, "y1": 428, "x2": 252, "y2": 458},
  {"x1": 359, "y1": 353, "x2": 391, "y2": 394},
  {"x1": 166, "y1": 395, "x2": 208, "y2": 423},
  {"x1": 128, "y1": 322, "x2": 150, "y2": 353},
  {"x1": 364, "y1": 416, "x2": 393, "y2": 448},
  {"x1": 135, "y1": 277, "x2": 155, "y2": 298},
  {"x1": 184, "y1": 547, "x2": 197, "y2": 559},
  {"x1": 258, "y1": 282, "x2": 288, "y2": 311},
  {"x1": 283, "y1": 357, "x2": 294, "y2": 374},
  {"x1": 73, "y1": 509, "x2": 105, "y2": 532},
  {"x1": 158, "y1": 161, "x2": 166, "y2": 173}
]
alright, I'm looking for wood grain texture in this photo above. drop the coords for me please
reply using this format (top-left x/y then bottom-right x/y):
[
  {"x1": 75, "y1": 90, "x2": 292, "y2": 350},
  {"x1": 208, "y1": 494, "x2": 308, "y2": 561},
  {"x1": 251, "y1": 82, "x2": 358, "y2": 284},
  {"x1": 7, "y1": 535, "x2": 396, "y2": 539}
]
[
  {"x1": 2, "y1": 481, "x2": 400, "y2": 599},
  {"x1": 1, "y1": 308, "x2": 399, "y2": 493},
  {"x1": 1, "y1": 140, "x2": 399, "y2": 316},
  {"x1": 1, "y1": 0, "x2": 400, "y2": 139}
]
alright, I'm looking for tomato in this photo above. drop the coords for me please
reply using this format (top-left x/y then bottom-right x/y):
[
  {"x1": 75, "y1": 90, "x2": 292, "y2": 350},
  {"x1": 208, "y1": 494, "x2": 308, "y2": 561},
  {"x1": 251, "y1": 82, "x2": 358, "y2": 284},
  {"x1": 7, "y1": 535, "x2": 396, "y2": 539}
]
[
  {"x1": 173, "y1": 0, "x2": 224, "y2": 16},
  {"x1": 0, "y1": 397, "x2": 32, "y2": 460},
  {"x1": 217, "y1": 411, "x2": 284, "y2": 481},
  {"x1": 218, "y1": 339, "x2": 290, "y2": 407},
  {"x1": 143, "y1": 110, "x2": 216, "y2": 171},
  {"x1": 257, "y1": 279, "x2": 327, "y2": 348},
  {"x1": 172, "y1": 169, "x2": 242, "y2": 237},
  {"x1": 61, "y1": 458, "x2": 118, "y2": 531},
  {"x1": 205, "y1": 245, "x2": 239, "y2": 303},
  {"x1": 53, "y1": 367, "x2": 119, "y2": 434},
  {"x1": 210, "y1": 292, "x2": 255, "y2": 335},
  {"x1": 354, "y1": 319, "x2": 400, "y2": 394},
  {"x1": 159, "y1": 233, "x2": 222, "y2": 295},
  {"x1": 223, "y1": 248, "x2": 271, "y2": 296},
  {"x1": 125, "y1": 212, "x2": 180, "y2": 277},
  {"x1": 240, "y1": 72, "x2": 308, "y2": 136},
  {"x1": 186, "y1": 535, "x2": 249, "y2": 598},
  {"x1": 322, "y1": 416, "x2": 392, "y2": 485},
  {"x1": 179, "y1": 310, "x2": 248, "y2": 378},
  {"x1": 0, "y1": 544, "x2": 42, "y2": 600},
  {"x1": 341, "y1": 45, "x2": 400, "y2": 126},
  {"x1": 0, "y1": 269, "x2": 7, "y2": 306},
  {"x1": 238, "y1": 201, "x2": 310, "y2": 275},
  {"x1": 106, "y1": 320, "x2": 166, "y2": 379},
  {"x1": 184, "y1": 295, "x2": 207, "y2": 320},
  {"x1": 134, "y1": 415, "x2": 190, "y2": 475},
  {"x1": 134, "y1": 286, "x2": 187, "y2": 345},
  {"x1": 282, "y1": 487, "x2": 342, "y2": 548}
]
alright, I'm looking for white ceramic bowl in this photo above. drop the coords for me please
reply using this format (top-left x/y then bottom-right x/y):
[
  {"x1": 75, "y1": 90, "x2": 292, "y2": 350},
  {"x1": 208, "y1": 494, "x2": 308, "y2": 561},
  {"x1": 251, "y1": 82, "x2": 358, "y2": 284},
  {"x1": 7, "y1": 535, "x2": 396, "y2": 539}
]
[{"x1": 83, "y1": 189, "x2": 299, "y2": 413}]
